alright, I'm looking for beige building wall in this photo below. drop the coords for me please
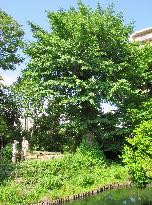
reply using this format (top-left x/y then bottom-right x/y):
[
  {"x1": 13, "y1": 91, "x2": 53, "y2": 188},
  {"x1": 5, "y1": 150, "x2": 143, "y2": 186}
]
[{"x1": 130, "y1": 27, "x2": 152, "y2": 44}]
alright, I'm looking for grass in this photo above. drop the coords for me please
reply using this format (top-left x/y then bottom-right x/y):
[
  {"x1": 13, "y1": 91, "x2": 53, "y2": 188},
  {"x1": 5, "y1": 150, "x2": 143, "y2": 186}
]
[{"x1": 0, "y1": 143, "x2": 129, "y2": 205}]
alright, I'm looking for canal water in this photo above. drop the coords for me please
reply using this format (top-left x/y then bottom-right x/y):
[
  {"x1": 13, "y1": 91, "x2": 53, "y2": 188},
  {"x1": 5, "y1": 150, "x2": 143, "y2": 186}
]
[{"x1": 65, "y1": 187, "x2": 152, "y2": 205}]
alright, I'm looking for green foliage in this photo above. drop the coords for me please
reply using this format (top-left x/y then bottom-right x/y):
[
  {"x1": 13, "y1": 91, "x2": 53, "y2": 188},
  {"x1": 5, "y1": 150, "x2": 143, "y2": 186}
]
[
  {"x1": 0, "y1": 9, "x2": 24, "y2": 70},
  {"x1": 16, "y1": 1, "x2": 144, "y2": 152},
  {"x1": 121, "y1": 44, "x2": 152, "y2": 135},
  {"x1": 1, "y1": 143, "x2": 12, "y2": 161},
  {"x1": 96, "y1": 111, "x2": 127, "y2": 158},
  {"x1": 76, "y1": 140, "x2": 106, "y2": 165},
  {"x1": 0, "y1": 81, "x2": 22, "y2": 146},
  {"x1": 0, "y1": 161, "x2": 16, "y2": 185},
  {"x1": 122, "y1": 120, "x2": 152, "y2": 186},
  {"x1": 38, "y1": 175, "x2": 63, "y2": 190},
  {"x1": 0, "y1": 10, "x2": 23, "y2": 156},
  {"x1": 0, "y1": 116, "x2": 8, "y2": 138},
  {"x1": 29, "y1": 107, "x2": 64, "y2": 152},
  {"x1": 125, "y1": 98, "x2": 152, "y2": 132},
  {"x1": 0, "y1": 143, "x2": 128, "y2": 204}
]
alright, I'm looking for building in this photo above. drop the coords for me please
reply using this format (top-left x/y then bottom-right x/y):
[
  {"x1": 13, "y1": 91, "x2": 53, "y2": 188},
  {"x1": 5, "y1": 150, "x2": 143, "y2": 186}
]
[{"x1": 130, "y1": 27, "x2": 152, "y2": 44}]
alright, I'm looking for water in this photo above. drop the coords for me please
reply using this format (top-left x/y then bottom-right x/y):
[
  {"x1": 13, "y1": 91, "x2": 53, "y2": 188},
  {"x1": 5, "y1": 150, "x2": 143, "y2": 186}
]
[{"x1": 65, "y1": 187, "x2": 152, "y2": 205}]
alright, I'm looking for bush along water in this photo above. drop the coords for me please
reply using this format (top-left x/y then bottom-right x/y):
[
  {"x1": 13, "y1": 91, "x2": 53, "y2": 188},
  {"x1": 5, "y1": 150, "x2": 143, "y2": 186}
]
[
  {"x1": 0, "y1": 140, "x2": 128, "y2": 205},
  {"x1": 122, "y1": 120, "x2": 152, "y2": 187}
]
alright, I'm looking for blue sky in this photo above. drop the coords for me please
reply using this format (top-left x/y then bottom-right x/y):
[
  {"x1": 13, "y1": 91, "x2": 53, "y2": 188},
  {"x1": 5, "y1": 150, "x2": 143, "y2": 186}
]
[{"x1": 1, "y1": 0, "x2": 152, "y2": 85}]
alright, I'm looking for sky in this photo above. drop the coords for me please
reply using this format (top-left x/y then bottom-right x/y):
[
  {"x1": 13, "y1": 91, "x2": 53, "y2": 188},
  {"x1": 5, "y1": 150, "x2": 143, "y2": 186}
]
[{"x1": 1, "y1": 0, "x2": 152, "y2": 86}]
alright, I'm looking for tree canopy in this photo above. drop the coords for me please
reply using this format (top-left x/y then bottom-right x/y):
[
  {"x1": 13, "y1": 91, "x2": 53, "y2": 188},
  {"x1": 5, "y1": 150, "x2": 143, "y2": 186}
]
[
  {"x1": 15, "y1": 2, "x2": 152, "y2": 154},
  {"x1": 0, "y1": 10, "x2": 23, "y2": 150},
  {"x1": 0, "y1": 9, "x2": 24, "y2": 70}
]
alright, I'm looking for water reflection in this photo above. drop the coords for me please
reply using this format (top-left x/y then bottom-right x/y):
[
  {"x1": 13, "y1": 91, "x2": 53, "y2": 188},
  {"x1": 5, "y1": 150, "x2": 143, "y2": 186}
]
[
  {"x1": 142, "y1": 202, "x2": 152, "y2": 205},
  {"x1": 65, "y1": 187, "x2": 152, "y2": 205}
]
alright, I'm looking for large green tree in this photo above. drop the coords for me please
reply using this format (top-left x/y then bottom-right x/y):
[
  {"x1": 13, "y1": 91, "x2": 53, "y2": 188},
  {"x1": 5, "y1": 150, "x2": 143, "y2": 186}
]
[{"x1": 17, "y1": 2, "x2": 147, "y2": 152}]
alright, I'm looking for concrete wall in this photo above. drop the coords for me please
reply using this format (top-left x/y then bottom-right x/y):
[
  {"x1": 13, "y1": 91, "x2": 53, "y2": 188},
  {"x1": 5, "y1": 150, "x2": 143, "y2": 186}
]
[{"x1": 130, "y1": 27, "x2": 152, "y2": 44}]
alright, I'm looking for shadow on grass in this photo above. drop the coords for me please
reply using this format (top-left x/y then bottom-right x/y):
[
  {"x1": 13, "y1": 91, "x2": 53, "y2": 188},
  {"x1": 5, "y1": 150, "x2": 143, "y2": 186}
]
[{"x1": 0, "y1": 160, "x2": 16, "y2": 184}]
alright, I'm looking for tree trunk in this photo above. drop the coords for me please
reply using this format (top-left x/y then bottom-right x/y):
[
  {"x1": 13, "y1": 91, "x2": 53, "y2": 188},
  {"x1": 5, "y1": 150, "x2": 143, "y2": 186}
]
[
  {"x1": 86, "y1": 129, "x2": 94, "y2": 144},
  {"x1": 0, "y1": 135, "x2": 3, "y2": 159}
]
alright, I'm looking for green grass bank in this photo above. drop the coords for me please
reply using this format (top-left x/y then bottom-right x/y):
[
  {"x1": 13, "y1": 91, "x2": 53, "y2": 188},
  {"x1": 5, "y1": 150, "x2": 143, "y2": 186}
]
[{"x1": 0, "y1": 143, "x2": 129, "y2": 205}]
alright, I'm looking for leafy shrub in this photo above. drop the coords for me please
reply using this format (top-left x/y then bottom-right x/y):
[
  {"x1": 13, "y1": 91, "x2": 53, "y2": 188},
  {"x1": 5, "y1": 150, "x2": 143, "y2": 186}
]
[
  {"x1": 77, "y1": 140, "x2": 105, "y2": 162},
  {"x1": 38, "y1": 175, "x2": 63, "y2": 190},
  {"x1": 17, "y1": 140, "x2": 106, "y2": 180},
  {"x1": 1, "y1": 144, "x2": 12, "y2": 161},
  {"x1": 122, "y1": 120, "x2": 152, "y2": 186},
  {"x1": 0, "y1": 141, "x2": 128, "y2": 204},
  {"x1": 76, "y1": 173, "x2": 95, "y2": 187}
]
